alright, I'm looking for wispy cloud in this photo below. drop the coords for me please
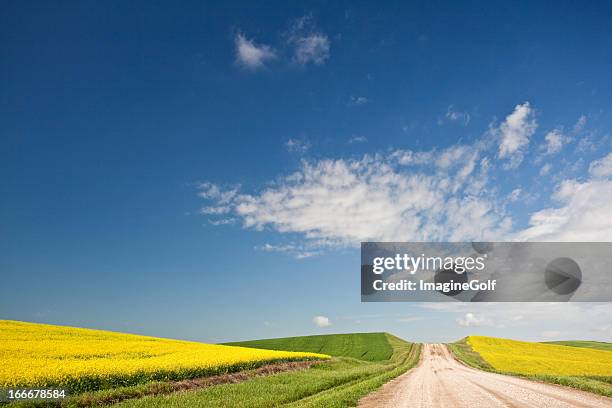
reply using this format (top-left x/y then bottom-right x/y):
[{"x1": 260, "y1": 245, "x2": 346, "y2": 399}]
[
  {"x1": 573, "y1": 115, "x2": 587, "y2": 133},
  {"x1": 507, "y1": 188, "x2": 522, "y2": 203},
  {"x1": 539, "y1": 163, "x2": 552, "y2": 176},
  {"x1": 286, "y1": 15, "x2": 330, "y2": 66},
  {"x1": 517, "y1": 156, "x2": 612, "y2": 241},
  {"x1": 496, "y1": 102, "x2": 537, "y2": 169},
  {"x1": 457, "y1": 313, "x2": 490, "y2": 327},
  {"x1": 541, "y1": 129, "x2": 571, "y2": 155},
  {"x1": 441, "y1": 105, "x2": 470, "y2": 126},
  {"x1": 286, "y1": 138, "x2": 311, "y2": 153},
  {"x1": 313, "y1": 315, "x2": 332, "y2": 327},
  {"x1": 348, "y1": 135, "x2": 367, "y2": 144},
  {"x1": 199, "y1": 103, "x2": 612, "y2": 254},
  {"x1": 588, "y1": 152, "x2": 612, "y2": 178},
  {"x1": 199, "y1": 143, "x2": 506, "y2": 246},
  {"x1": 200, "y1": 205, "x2": 230, "y2": 215},
  {"x1": 234, "y1": 33, "x2": 276, "y2": 69},
  {"x1": 208, "y1": 218, "x2": 235, "y2": 226},
  {"x1": 255, "y1": 243, "x2": 320, "y2": 259},
  {"x1": 349, "y1": 96, "x2": 368, "y2": 106}
]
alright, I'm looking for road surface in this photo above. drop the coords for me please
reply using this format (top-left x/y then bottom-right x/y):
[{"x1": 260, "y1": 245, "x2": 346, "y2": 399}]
[{"x1": 358, "y1": 344, "x2": 612, "y2": 408}]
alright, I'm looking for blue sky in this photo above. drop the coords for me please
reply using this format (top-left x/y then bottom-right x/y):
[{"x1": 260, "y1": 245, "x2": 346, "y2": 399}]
[{"x1": 1, "y1": 1, "x2": 612, "y2": 343}]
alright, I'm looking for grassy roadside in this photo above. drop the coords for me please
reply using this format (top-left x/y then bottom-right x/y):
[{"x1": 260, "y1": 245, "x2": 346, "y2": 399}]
[
  {"x1": 448, "y1": 337, "x2": 612, "y2": 398},
  {"x1": 108, "y1": 333, "x2": 420, "y2": 408}
]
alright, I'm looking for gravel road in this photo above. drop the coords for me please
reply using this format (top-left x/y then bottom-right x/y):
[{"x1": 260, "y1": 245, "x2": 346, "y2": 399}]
[{"x1": 358, "y1": 344, "x2": 612, "y2": 408}]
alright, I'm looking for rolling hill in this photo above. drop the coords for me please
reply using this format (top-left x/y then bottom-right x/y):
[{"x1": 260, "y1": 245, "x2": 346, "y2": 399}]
[
  {"x1": 225, "y1": 332, "x2": 394, "y2": 362},
  {"x1": 0, "y1": 320, "x2": 325, "y2": 393},
  {"x1": 117, "y1": 333, "x2": 421, "y2": 408}
]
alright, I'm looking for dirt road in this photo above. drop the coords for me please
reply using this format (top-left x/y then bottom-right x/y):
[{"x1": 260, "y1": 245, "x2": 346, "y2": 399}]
[{"x1": 358, "y1": 344, "x2": 612, "y2": 408}]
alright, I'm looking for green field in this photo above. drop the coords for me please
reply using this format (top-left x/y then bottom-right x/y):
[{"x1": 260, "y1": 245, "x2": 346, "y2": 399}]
[
  {"x1": 107, "y1": 333, "x2": 419, "y2": 408},
  {"x1": 7, "y1": 332, "x2": 419, "y2": 408},
  {"x1": 226, "y1": 333, "x2": 394, "y2": 362},
  {"x1": 449, "y1": 336, "x2": 612, "y2": 397},
  {"x1": 544, "y1": 340, "x2": 612, "y2": 352}
]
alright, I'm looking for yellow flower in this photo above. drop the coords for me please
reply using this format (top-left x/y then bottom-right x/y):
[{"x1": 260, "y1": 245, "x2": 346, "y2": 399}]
[
  {"x1": 0, "y1": 320, "x2": 328, "y2": 392},
  {"x1": 468, "y1": 336, "x2": 612, "y2": 376}
]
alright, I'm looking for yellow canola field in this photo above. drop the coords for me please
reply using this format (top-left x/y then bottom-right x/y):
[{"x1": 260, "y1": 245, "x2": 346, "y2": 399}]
[
  {"x1": 468, "y1": 336, "x2": 612, "y2": 376},
  {"x1": 0, "y1": 320, "x2": 328, "y2": 391}
]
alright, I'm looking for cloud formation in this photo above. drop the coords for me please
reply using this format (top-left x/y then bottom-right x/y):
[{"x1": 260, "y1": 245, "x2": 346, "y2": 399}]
[
  {"x1": 199, "y1": 103, "x2": 612, "y2": 256},
  {"x1": 348, "y1": 135, "x2": 367, "y2": 144},
  {"x1": 200, "y1": 143, "x2": 509, "y2": 248},
  {"x1": 349, "y1": 96, "x2": 368, "y2": 106},
  {"x1": 286, "y1": 138, "x2": 311, "y2": 153},
  {"x1": 234, "y1": 33, "x2": 276, "y2": 69},
  {"x1": 286, "y1": 16, "x2": 330, "y2": 66},
  {"x1": 313, "y1": 315, "x2": 332, "y2": 327},
  {"x1": 589, "y1": 152, "x2": 612, "y2": 178},
  {"x1": 541, "y1": 129, "x2": 571, "y2": 155},
  {"x1": 457, "y1": 312, "x2": 488, "y2": 327},
  {"x1": 517, "y1": 160, "x2": 612, "y2": 241},
  {"x1": 442, "y1": 105, "x2": 471, "y2": 126},
  {"x1": 539, "y1": 163, "x2": 552, "y2": 176},
  {"x1": 496, "y1": 102, "x2": 537, "y2": 168},
  {"x1": 256, "y1": 243, "x2": 319, "y2": 259}
]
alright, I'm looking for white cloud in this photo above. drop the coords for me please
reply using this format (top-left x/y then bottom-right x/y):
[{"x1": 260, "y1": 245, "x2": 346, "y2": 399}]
[
  {"x1": 234, "y1": 33, "x2": 276, "y2": 69},
  {"x1": 443, "y1": 105, "x2": 471, "y2": 126},
  {"x1": 348, "y1": 135, "x2": 368, "y2": 144},
  {"x1": 577, "y1": 136, "x2": 597, "y2": 153},
  {"x1": 539, "y1": 163, "x2": 552, "y2": 176},
  {"x1": 256, "y1": 243, "x2": 320, "y2": 259},
  {"x1": 313, "y1": 315, "x2": 332, "y2": 327},
  {"x1": 200, "y1": 206, "x2": 230, "y2": 215},
  {"x1": 588, "y1": 152, "x2": 612, "y2": 178},
  {"x1": 292, "y1": 35, "x2": 330, "y2": 65},
  {"x1": 198, "y1": 104, "x2": 612, "y2": 254},
  {"x1": 496, "y1": 102, "x2": 537, "y2": 169},
  {"x1": 349, "y1": 96, "x2": 368, "y2": 106},
  {"x1": 457, "y1": 312, "x2": 487, "y2": 327},
  {"x1": 573, "y1": 115, "x2": 587, "y2": 133},
  {"x1": 198, "y1": 182, "x2": 239, "y2": 204},
  {"x1": 200, "y1": 143, "x2": 508, "y2": 247},
  {"x1": 507, "y1": 188, "x2": 522, "y2": 202},
  {"x1": 510, "y1": 153, "x2": 612, "y2": 241},
  {"x1": 286, "y1": 138, "x2": 311, "y2": 153},
  {"x1": 541, "y1": 129, "x2": 570, "y2": 155},
  {"x1": 208, "y1": 218, "x2": 235, "y2": 226},
  {"x1": 516, "y1": 171, "x2": 612, "y2": 241},
  {"x1": 258, "y1": 243, "x2": 296, "y2": 253},
  {"x1": 390, "y1": 149, "x2": 433, "y2": 166},
  {"x1": 286, "y1": 16, "x2": 330, "y2": 66}
]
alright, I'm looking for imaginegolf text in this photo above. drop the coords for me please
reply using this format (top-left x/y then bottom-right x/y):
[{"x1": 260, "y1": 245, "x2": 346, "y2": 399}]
[{"x1": 372, "y1": 279, "x2": 497, "y2": 293}]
